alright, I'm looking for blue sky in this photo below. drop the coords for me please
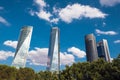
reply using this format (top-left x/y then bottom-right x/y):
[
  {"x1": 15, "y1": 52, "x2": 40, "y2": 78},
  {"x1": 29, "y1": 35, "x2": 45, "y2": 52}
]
[{"x1": 0, "y1": 0, "x2": 120, "y2": 71}]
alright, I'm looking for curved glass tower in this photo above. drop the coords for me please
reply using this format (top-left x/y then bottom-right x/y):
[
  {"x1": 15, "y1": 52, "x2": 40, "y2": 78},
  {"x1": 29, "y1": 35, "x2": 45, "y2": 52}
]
[
  {"x1": 85, "y1": 34, "x2": 98, "y2": 62},
  {"x1": 12, "y1": 26, "x2": 33, "y2": 68},
  {"x1": 47, "y1": 27, "x2": 60, "y2": 73}
]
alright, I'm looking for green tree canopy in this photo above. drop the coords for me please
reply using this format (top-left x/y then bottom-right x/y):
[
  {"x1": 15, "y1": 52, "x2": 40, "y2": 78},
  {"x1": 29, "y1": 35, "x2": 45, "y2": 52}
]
[{"x1": 0, "y1": 54, "x2": 120, "y2": 80}]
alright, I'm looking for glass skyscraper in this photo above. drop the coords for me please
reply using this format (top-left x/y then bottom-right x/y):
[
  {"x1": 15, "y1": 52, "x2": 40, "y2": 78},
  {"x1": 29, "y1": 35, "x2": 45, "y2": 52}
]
[
  {"x1": 85, "y1": 34, "x2": 98, "y2": 62},
  {"x1": 97, "y1": 39, "x2": 111, "y2": 62},
  {"x1": 47, "y1": 27, "x2": 60, "y2": 73},
  {"x1": 12, "y1": 26, "x2": 33, "y2": 68}
]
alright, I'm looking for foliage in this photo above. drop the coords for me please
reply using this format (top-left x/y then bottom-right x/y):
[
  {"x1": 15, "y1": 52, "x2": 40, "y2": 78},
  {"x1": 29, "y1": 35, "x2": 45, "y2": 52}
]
[{"x1": 0, "y1": 54, "x2": 120, "y2": 80}]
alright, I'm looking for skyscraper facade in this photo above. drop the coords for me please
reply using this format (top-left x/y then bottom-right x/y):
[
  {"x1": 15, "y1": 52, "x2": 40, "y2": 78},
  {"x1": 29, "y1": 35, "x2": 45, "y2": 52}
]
[
  {"x1": 85, "y1": 34, "x2": 98, "y2": 62},
  {"x1": 47, "y1": 27, "x2": 60, "y2": 73},
  {"x1": 97, "y1": 39, "x2": 111, "y2": 62},
  {"x1": 12, "y1": 26, "x2": 33, "y2": 68}
]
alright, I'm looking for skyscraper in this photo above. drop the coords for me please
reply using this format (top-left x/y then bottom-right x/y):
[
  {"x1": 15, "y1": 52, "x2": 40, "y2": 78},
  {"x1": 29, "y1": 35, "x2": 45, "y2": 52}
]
[
  {"x1": 12, "y1": 26, "x2": 33, "y2": 68},
  {"x1": 47, "y1": 27, "x2": 60, "y2": 73},
  {"x1": 97, "y1": 39, "x2": 111, "y2": 62},
  {"x1": 85, "y1": 34, "x2": 98, "y2": 62}
]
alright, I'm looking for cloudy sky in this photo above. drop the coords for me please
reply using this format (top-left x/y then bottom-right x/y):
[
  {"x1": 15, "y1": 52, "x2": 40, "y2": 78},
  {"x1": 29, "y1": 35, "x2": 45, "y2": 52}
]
[{"x1": 0, "y1": 0, "x2": 120, "y2": 71}]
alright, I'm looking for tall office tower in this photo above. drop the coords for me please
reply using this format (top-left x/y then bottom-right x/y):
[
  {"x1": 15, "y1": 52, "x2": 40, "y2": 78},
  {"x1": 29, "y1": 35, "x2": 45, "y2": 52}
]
[
  {"x1": 85, "y1": 34, "x2": 98, "y2": 62},
  {"x1": 97, "y1": 39, "x2": 111, "y2": 62},
  {"x1": 12, "y1": 26, "x2": 33, "y2": 68},
  {"x1": 47, "y1": 27, "x2": 60, "y2": 73}
]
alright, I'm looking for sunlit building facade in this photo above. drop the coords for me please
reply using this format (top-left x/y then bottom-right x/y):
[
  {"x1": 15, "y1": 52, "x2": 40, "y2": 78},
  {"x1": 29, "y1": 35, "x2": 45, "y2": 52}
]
[
  {"x1": 12, "y1": 26, "x2": 33, "y2": 68},
  {"x1": 85, "y1": 34, "x2": 98, "y2": 62},
  {"x1": 47, "y1": 27, "x2": 60, "y2": 73},
  {"x1": 97, "y1": 39, "x2": 111, "y2": 62}
]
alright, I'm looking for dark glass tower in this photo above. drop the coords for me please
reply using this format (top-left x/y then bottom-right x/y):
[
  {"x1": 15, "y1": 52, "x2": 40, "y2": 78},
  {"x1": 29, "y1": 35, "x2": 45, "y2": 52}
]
[
  {"x1": 47, "y1": 27, "x2": 60, "y2": 73},
  {"x1": 97, "y1": 39, "x2": 111, "y2": 62},
  {"x1": 12, "y1": 26, "x2": 33, "y2": 68},
  {"x1": 85, "y1": 34, "x2": 98, "y2": 62}
]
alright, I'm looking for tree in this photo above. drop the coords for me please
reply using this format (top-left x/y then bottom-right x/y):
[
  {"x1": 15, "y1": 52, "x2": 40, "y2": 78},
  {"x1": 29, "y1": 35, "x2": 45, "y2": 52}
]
[
  {"x1": 0, "y1": 65, "x2": 17, "y2": 80},
  {"x1": 16, "y1": 67, "x2": 35, "y2": 80},
  {"x1": 0, "y1": 54, "x2": 120, "y2": 80}
]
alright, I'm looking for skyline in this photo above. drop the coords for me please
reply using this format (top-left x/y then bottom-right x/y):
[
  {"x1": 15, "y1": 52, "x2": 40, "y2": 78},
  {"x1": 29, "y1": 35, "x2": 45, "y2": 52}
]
[{"x1": 0, "y1": 0, "x2": 120, "y2": 71}]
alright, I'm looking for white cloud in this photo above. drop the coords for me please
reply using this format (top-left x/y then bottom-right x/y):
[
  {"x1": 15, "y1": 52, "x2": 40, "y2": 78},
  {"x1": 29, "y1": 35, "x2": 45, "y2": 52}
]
[
  {"x1": 34, "y1": 0, "x2": 47, "y2": 8},
  {"x1": 114, "y1": 40, "x2": 120, "y2": 43},
  {"x1": 100, "y1": 0, "x2": 120, "y2": 7},
  {"x1": 28, "y1": 47, "x2": 48, "y2": 66},
  {"x1": 53, "y1": 7, "x2": 60, "y2": 14},
  {"x1": 0, "y1": 16, "x2": 10, "y2": 26},
  {"x1": 2, "y1": 40, "x2": 76, "y2": 66},
  {"x1": 58, "y1": 3, "x2": 107, "y2": 23},
  {"x1": 31, "y1": 1, "x2": 107, "y2": 24},
  {"x1": 0, "y1": 50, "x2": 14, "y2": 60},
  {"x1": 35, "y1": 10, "x2": 52, "y2": 21},
  {"x1": 68, "y1": 47, "x2": 86, "y2": 58},
  {"x1": 95, "y1": 29, "x2": 118, "y2": 36},
  {"x1": 33, "y1": 0, "x2": 52, "y2": 22},
  {"x1": 60, "y1": 52, "x2": 75, "y2": 65},
  {"x1": 28, "y1": 47, "x2": 75, "y2": 66},
  {"x1": 50, "y1": 18, "x2": 59, "y2": 24},
  {"x1": 3, "y1": 40, "x2": 18, "y2": 49},
  {"x1": 29, "y1": 9, "x2": 35, "y2": 16}
]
